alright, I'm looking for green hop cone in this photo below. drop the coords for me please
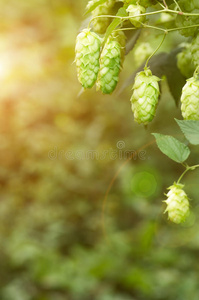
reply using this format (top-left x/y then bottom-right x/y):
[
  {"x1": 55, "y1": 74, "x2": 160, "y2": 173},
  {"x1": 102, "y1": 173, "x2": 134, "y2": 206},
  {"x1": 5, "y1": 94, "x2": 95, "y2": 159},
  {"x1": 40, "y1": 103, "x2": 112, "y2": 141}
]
[
  {"x1": 177, "y1": 43, "x2": 195, "y2": 78},
  {"x1": 97, "y1": 31, "x2": 126, "y2": 94},
  {"x1": 124, "y1": 0, "x2": 156, "y2": 8},
  {"x1": 97, "y1": 41, "x2": 121, "y2": 94},
  {"x1": 175, "y1": 0, "x2": 199, "y2": 37},
  {"x1": 164, "y1": 183, "x2": 190, "y2": 224},
  {"x1": 191, "y1": 34, "x2": 199, "y2": 67},
  {"x1": 75, "y1": 29, "x2": 101, "y2": 89},
  {"x1": 126, "y1": 4, "x2": 146, "y2": 28},
  {"x1": 134, "y1": 42, "x2": 153, "y2": 67},
  {"x1": 181, "y1": 75, "x2": 199, "y2": 120},
  {"x1": 130, "y1": 68, "x2": 160, "y2": 125},
  {"x1": 109, "y1": 30, "x2": 126, "y2": 66},
  {"x1": 90, "y1": 0, "x2": 115, "y2": 34}
]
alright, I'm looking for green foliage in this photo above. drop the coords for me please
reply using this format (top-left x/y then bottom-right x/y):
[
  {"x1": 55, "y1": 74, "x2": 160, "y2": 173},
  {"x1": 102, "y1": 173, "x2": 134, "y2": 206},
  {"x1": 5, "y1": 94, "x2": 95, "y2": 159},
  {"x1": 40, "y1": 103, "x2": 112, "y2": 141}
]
[
  {"x1": 175, "y1": 119, "x2": 199, "y2": 145},
  {"x1": 1, "y1": 0, "x2": 199, "y2": 300},
  {"x1": 152, "y1": 133, "x2": 190, "y2": 163},
  {"x1": 103, "y1": 7, "x2": 128, "y2": 45}
]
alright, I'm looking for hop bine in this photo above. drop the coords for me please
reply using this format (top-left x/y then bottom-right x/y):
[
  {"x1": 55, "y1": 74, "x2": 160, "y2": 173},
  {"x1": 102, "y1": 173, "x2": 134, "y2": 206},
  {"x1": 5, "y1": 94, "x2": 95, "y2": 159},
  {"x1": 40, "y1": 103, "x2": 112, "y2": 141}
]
[
  {"x1": 164, "y1": 183, "x2": 190, "y2": 224},
  {"x1": 130, "y1": 68, "x2": 160, "y2": 125}
]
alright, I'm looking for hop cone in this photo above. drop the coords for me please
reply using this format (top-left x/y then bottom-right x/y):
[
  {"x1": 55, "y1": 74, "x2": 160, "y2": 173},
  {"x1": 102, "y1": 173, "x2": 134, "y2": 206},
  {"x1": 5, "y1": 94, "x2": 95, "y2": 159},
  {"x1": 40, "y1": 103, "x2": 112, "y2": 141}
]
[
  {"x1": 97, "y1": 32, "x2": 126, "y2": 94},
  {"x1": 126, "y1": 4, "x2": 146, "y2": 28},
  {"x1": 130, "y1": 68, "x2": 160, "y2": 125},
  {"x1": 191, "y1": 34, "x2": 199, "y2": 67},
  {"x1": 181, "y1": 76, "x2": 199, "y2": 120},
  {"x1": 90, "y1": 0, "x2": 115, "y2": 34},
  {"x1": 134, "y1": 42, "x2": 153, "y2": 66},
  {"x1": 124, "y1": 0, "x2": 156, "y2": 8},
  {"x1": 97, "y1": 41, "x2": 121, "y2": 94},
  {"x1": 164, "y1": 183, "x2": 190, "y2": 224},
  {"x1": 177, "y1": 43, "x2": 195, "y2": 78},
  {"x1": 109, "y1": 31, "x2": 126, "y2": 66},
  {"x1": 75, "y1": 29, "x2": 101, "y2": 89},
  {"x1": 175, "y1": 0, "x2": 199, "y2": 37}
]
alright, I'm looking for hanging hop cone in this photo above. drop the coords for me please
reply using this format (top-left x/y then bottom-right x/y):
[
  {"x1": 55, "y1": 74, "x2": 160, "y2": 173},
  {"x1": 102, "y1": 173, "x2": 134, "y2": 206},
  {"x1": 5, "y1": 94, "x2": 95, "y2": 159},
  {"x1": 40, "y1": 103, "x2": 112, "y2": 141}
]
[
  {"x1": 181, "y1": 75, "x2": 199, "y2": 120},
  {"x1": 96, "y1": 31, "x2": 126, "y2": 94},
  {"x1": 109, "y1": 30, "x2": 126, "y2": 66},
  {"x1": 88, "y1": 0, "x2": 115, "y2": 34},
  {"x1": 75, "y1": 29, "x2": 101, "y2": 89},
  {"x1": 191, "y1": 33, "x2": 199, "y2": 67},
  {"x1": 130, "y1": 68, "x2": 160, "y2": 125},
  {"x1": 134, "y1": 42, "x2": 153, "y2": 67},
  {"x1": 164, "y1": 183, "x2": 190, "y2": 224},
  {"x1": 175, "y1": 0, "x2": 199, "y2": 37},
  {"x1": 126, "y1": 4, "x2": 146, "y2": 28},
  {"x1": 124, "y1": 0, "x2": 156, "y2": 9},
  {"x1": 177, "y1": 43, "x2": 195, "y2": 78}
]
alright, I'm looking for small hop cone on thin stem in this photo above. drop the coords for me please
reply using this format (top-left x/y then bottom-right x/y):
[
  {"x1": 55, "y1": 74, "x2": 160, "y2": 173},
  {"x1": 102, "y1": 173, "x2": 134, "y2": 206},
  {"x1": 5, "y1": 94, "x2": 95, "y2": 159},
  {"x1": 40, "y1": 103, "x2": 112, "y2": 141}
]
[
  {"x1": 124, "y1": 0, "x2": 156, "y2": 8},
  {"x1": 181, "y1": 75, "x2": 199, "y2": 120},
  {"x1": 130, "y1": 68, "x2": 160, "y2": 125},
  {"x1": 191, "y1": 33, "x2": 199, "y2": 67},
  {"x1": 90, "y1": 0, "x2": 115, "y2": 34},
  {"x1": 134, "y1": 42, "x2": 153, "y2": 67},
  {"x1": 164, "y1": 183, "x2": 190, "y2": 224},
  {"x1": 177, "y1": 43, "x2": 195, "y2": 78},
  {"x1": 126, "y1": 4, "x2": 146, "y2": 28},
  {"x1": 97, "y1": 31, "x2": 126, "y2": 94},
  {"x1": 75, "y1": 29, "x2": 101, "y2": 89}
]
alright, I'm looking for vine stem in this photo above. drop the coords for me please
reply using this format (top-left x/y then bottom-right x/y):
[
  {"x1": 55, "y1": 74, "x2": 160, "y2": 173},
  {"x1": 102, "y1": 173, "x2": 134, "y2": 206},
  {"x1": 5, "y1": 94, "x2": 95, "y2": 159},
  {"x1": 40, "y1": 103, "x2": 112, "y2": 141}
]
[
  {"x1": 88, "y1": 10, "x2": 199, "y2": 32},
  {"x1": 177, "y1": 164, "x2": 199, "y2": 184},
  {"x1": 88, "y1": 7, "x2": 199, "y2": 28},
  {"x1": 145, "y1": 31, "x2": 167, "y2": 68},
  {"x1": 173, "y1": 0, "x2": 182, "y2": 12}
]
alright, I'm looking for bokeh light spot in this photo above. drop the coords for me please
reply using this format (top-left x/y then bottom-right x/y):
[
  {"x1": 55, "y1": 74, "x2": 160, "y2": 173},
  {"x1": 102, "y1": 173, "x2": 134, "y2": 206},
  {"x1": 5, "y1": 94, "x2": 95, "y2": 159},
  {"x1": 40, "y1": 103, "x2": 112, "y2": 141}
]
[{"x1": 131, "y1": 171, "x2": 157, "y2": 197}]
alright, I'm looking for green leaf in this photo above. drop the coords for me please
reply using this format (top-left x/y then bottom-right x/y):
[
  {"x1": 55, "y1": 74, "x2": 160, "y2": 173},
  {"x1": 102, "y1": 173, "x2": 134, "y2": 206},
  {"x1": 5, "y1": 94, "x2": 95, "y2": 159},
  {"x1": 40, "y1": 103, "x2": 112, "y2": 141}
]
[
  {"x1": 103, "y1": 7, "x2": 128, "y2": 45},
  {"x1": 152, "y1": 133, "x2": 190, "y2": 163},
  {"x1": 85, "y1": 0, "x2": 107, "y2": 15},
  {"x1": 175, "y1": 119, "x2": 199, "y2": 145}
]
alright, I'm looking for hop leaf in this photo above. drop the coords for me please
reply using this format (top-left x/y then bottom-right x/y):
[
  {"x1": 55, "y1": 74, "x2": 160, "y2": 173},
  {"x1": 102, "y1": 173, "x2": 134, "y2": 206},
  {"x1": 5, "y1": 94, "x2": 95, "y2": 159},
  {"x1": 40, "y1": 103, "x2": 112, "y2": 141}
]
[
  {"x1": 164, "y1": 183, "x2": 190, "y2": 224},
  {"x1": 126, "y1": 4, "x2": 146, "y2": 28},
  {"x1": 97, "y1": 31, "x2": 126, "y2": 94},
  {"x1": 75, "y1": 29, "x2": 101, "y2": 89},
  {"x1": 130, "y1": 68, "x2": 160, "y2": 125},
  {"x1": 181, "y1": 76, "x2": 199, "y2": 120}
]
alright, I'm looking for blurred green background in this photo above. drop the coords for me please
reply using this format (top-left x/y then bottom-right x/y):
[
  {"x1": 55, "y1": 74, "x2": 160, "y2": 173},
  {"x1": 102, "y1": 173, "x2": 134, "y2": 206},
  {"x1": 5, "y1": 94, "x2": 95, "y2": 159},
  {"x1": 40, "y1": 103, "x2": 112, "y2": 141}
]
[{"x1": 0, "y1": 1, "x2": 199, "y2": 299}]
